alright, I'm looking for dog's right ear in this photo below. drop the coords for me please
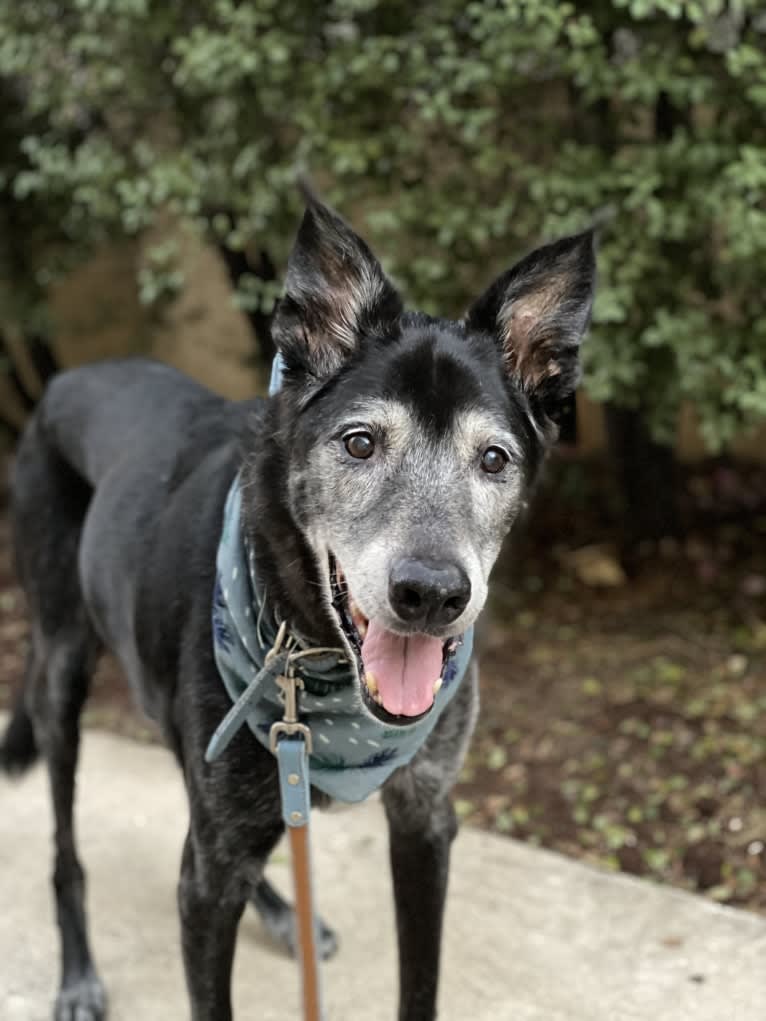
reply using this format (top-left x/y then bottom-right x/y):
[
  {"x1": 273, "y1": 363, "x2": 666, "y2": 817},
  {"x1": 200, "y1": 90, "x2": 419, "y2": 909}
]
[{"x1": 271, "y1": 198, "x2": 403, "y2": 382}]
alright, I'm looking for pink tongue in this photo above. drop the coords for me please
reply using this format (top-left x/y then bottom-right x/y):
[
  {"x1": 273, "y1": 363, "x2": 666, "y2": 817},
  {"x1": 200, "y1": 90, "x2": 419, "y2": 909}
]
[{"x1": 361, "y1": 620, "x2": 444, "y2": 717}]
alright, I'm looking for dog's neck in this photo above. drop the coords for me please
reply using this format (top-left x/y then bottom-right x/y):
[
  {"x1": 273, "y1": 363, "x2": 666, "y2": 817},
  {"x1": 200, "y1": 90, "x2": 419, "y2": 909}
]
[{"x1": 238, "y1": 407, "x2": 339, "y2": 649}]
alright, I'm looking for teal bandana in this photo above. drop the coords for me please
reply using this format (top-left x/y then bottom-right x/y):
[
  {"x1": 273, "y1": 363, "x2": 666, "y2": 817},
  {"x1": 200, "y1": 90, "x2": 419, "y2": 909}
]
[{"x1": 206, "y1": 477, "x2": 473, "y2": 803}]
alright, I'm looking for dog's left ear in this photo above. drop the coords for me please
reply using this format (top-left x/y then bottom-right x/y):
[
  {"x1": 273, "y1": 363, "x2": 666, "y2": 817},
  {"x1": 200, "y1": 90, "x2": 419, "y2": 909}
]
[
  {"x1": 272, "y1": 198, "x2": 403, "y2": 381},
  {"x1": 465, "y1": 230, "x2": 596, "y2": 420}
]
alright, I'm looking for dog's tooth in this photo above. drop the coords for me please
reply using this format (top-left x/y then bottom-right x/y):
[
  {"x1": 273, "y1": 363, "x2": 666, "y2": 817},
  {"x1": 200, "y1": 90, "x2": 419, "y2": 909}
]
[
  {"x1": 346, "y1": 594, "x2": 370, "y2": 634},
  {"x1": 365, "y1": 671, "x2": 378, "y2": 695},
  {"x1": 433, "y1": 677, "x2": 443, "y2": 695}
]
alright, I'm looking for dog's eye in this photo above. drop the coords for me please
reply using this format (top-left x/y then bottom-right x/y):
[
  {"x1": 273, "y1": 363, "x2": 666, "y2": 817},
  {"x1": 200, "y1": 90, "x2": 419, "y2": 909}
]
[
  {"x1": 480, "y1": 446, "x2": 508, "y2": 474},
  {"x1": 344, "y1": 432, "x2": 375, "y2": 460}
]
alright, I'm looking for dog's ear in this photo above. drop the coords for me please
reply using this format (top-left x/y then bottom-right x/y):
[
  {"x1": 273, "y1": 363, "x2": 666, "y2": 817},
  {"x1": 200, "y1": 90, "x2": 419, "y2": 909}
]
[
  {"x1": 465, "y1": 230, "x2": 596, "y2": 421},
  {"x1": 271, "y1": 198, "x2": 403, "y2": 381}
]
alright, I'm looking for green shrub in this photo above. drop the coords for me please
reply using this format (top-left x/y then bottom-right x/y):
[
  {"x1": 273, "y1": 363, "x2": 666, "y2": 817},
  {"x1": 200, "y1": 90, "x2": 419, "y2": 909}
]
[{"x1": 1, "y1": 0, "x2": 765, "y2": 448}]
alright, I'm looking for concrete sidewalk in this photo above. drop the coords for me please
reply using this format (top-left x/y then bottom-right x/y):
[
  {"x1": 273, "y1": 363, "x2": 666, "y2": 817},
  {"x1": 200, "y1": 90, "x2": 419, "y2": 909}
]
[{"x1": 1, "y1": 725, "x2": 764, "y2": 1021}]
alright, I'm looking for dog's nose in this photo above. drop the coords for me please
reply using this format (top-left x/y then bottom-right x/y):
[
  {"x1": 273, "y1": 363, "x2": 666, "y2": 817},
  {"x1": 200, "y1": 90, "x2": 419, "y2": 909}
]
[{"x1": 388, "y1": 557, "x2": 471, "y2": 630}]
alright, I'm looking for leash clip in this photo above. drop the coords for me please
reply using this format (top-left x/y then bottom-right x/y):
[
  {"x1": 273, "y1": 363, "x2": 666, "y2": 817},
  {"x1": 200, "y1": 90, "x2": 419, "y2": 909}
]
[{"x1": 269, "y1": 672, "x2": 313, "y2": 755}]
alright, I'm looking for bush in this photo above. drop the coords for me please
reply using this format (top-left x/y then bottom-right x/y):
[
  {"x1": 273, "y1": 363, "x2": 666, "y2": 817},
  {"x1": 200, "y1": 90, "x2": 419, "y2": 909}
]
[{"x1": 1, "y1": 0, "x2": 765, "y2": 449}]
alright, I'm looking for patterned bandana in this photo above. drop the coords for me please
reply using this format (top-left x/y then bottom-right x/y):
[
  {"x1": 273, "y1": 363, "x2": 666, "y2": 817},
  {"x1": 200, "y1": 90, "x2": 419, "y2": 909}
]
[{"x1": 207, "y1": 476, "x2": 474, "y2": 803}]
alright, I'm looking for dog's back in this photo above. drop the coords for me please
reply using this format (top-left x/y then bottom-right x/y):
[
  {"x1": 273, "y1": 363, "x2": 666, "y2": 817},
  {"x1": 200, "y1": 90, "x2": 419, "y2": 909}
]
[
  {"x1": 26, "y1": 358, "x2": 234, "y2": 487},
  {"x1": 5, "y1": 359, "x2": 253, "y2": 754}
]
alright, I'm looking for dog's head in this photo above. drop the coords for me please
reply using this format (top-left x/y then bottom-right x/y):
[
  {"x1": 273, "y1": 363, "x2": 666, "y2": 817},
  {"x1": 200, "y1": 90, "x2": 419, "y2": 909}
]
[{"x1": 269, "y1": 196, "x2": 595, "y2": 723}]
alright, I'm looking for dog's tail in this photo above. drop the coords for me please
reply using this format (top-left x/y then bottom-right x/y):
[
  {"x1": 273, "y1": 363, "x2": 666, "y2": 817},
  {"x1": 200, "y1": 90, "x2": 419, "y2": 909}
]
[{"x1": 1, "y1": 686, "x2": 39, "y2": 776}]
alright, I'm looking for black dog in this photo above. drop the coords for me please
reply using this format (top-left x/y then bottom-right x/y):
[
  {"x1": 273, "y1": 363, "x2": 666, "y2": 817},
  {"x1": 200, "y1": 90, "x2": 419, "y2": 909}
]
[{"x1": 2, "y1": 196, "x2": 595, "y2": 1020}]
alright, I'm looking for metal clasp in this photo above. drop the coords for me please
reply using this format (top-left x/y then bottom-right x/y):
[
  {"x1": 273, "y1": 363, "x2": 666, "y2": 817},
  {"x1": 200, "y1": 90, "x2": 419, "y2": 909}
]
[{"x1": 269, "y1": 672, "x2": 313, "y2": 754}]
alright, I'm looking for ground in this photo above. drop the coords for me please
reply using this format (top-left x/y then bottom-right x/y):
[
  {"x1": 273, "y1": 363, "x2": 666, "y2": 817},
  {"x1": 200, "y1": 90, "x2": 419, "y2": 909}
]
[{"x1": 1, "y1": 452, "x2": 764, "y2": 914}]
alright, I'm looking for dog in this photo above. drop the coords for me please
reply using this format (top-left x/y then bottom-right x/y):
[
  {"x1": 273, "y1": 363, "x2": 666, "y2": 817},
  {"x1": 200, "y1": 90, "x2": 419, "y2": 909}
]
[{"x1": 1, "y1": 194, "x2": 595, "y2": 1020}]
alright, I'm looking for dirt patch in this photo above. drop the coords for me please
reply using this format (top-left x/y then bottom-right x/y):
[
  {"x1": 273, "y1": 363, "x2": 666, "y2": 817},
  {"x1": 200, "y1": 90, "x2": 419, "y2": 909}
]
[
  {"x1": 1, "y1": 454, "x2": 764, "y2": 913},
  {"x1": 458, "y1": 457, "x2": 766, "y2": 912}
]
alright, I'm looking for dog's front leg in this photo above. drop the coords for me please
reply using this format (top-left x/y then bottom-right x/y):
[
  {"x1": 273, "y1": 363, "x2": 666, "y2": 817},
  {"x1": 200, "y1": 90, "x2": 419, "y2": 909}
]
[
  {"x1": 382, "y1": 666, "x2": 478, "y2": 1020},
  {"x1": 178, "y1": 831, "x2": 247, "y2": 1021},
  {"x1": 383, "y1": 781, "x2": 457, "y2": 1021}
]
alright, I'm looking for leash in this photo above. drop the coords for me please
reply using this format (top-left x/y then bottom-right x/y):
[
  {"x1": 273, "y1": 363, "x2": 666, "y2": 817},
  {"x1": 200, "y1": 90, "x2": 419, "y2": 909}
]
[
  {"x1": 207, "y1": 622, "x2": 327, "y2": 1021},
  {"x1": 272, "y1": 672, "x2": 323, "y2": 1021}
]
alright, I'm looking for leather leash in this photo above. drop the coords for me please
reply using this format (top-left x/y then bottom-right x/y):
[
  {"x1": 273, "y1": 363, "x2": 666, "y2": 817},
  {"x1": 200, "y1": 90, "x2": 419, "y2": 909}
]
[
  {"x1": 271, "y1": 668, "x2": 324, "y2": 1021},
  {"x1": 207, "y1": 620, "x2": 337, "y2": 1020}
]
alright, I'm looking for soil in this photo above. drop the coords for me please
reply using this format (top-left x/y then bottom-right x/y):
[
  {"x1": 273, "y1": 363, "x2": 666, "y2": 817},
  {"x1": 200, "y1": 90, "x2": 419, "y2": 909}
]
[{"x1": 1, "y1": 452, "x2": 764, "y2": 913}]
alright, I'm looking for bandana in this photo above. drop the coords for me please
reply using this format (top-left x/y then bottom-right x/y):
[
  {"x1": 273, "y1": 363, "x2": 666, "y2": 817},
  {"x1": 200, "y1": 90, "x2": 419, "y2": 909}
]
[{"x1": 207, "y1": 476, "x2": 473, "y2": 804}]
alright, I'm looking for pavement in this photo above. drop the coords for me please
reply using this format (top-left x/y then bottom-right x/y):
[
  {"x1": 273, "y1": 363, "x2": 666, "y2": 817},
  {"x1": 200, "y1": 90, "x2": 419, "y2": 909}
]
[{"x1": 1, "y1": 722, "x2": 765, "y2": 1020}]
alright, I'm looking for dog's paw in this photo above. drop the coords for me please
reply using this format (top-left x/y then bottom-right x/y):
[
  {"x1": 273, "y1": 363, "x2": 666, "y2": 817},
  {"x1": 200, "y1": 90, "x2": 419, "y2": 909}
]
[
  {"x1": 263, "y1": 906, "x2": 340, "y2": 962},
  {"x1": 318, "y1": 917, "x2": 340, "y2": 961},
  {"x1": 54, "y1": 972, "x2": 107, "y2": 1021},
  {"x1": 251, "y1": 878, "x2": 340, "y2": 961},
  {"x1": 301, "y1": 915, "x2": 339, "y2": 963}
]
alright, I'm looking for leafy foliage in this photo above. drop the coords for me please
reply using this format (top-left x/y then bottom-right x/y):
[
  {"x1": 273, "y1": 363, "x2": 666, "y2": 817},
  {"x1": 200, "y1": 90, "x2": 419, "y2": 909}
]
[{"x1": 1, "y1": 0, "x2": 765, "y2": 447}]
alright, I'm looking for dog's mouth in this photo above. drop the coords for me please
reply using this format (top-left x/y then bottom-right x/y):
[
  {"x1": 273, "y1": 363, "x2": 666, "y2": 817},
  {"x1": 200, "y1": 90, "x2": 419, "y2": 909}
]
[{"x1": 329, "y1": 556, "x2": 459, "y2": 726}]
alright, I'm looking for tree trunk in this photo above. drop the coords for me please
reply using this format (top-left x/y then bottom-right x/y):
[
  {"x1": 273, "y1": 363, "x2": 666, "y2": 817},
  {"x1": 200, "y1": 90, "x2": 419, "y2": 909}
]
[
  {"x1": 604, "y1": 403, "x2": 680, "y2": 568},
  {"x1": 216, "y1": 243, "x2": 277, "y2": 366},
  {"x1": 0, "y1": 328, "x2": 60, "y2": 436}
]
